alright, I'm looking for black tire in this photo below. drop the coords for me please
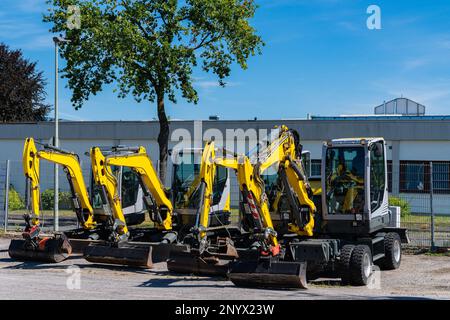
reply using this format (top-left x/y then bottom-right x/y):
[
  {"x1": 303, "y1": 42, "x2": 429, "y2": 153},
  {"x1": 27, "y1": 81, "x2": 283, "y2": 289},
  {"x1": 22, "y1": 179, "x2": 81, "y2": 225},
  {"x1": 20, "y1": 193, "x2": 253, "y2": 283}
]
[
  {"x1": 350, "y1": 245, "x2": 373, "y2": 286},
  {"x1": 338, "y1": 244, "x2": 355, "y2": 285},
  {"x1": 380, "y1": 232, "x2": 402, "y2": 270}
]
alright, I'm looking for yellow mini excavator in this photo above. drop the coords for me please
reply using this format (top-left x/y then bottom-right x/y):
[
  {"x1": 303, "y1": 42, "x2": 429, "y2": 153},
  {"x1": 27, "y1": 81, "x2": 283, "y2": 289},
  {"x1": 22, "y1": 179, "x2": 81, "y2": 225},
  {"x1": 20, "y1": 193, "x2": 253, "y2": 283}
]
[
  {"x1": 84, "y1": 145, "x2": 191, "y2": 267},
  {"x1": 167, "y1": 141, "x2": 238, "y2": 276},
  {"x1": 84, "y1": 146, "x2": 152, "y2": 267},
  {"x1": 8, "y1": 138, "x2": 97, "y2": 263},
  {"x1": 213, "y1": 125, "x2": 316, "y2": 289}
]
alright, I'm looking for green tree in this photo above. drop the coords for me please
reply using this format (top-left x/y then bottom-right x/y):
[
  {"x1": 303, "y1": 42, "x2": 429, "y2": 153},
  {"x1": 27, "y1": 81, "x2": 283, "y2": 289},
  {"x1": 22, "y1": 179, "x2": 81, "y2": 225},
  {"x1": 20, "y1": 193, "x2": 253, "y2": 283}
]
[
  {"x1": 0, "y1": 43, "x2": 50, "y2": 122},
  {"x1": 44, "y1": 0, "x2": 264, "y2": 182}
]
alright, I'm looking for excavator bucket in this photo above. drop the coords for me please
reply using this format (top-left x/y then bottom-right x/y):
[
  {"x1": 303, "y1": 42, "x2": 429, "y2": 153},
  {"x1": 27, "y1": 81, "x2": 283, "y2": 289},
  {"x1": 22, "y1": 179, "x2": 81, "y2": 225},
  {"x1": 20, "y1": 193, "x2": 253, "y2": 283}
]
[
  {"x1": 167, "y1": 238, "x2": 238, "y2": 277},
  {"x1": 83, "y1": 243, "x2": 153, "y2": 268},
  {"x1": 227, "y1": 257, "x2": 308, "y2": 289},
  {"x1": 8, "y1": 234, "x2": 72, "y2": 263}
]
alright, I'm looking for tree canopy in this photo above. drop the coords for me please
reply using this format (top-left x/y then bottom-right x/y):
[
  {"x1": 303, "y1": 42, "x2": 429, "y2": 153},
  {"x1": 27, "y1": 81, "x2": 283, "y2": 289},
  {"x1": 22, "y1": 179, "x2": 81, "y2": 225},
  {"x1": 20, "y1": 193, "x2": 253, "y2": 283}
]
[
  {"x1": 0, "y1": 43, "x2": 51, "y2": 122},
  {"x1": 44, "y1": 0, "x2": 264, "y2": 181}
]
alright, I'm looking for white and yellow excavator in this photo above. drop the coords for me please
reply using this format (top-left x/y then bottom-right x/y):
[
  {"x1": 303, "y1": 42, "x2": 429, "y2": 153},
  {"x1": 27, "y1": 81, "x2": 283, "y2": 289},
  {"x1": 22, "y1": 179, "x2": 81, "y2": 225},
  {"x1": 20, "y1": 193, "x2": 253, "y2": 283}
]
[
  {"x1": 8, "y1": 138, "x2": 97, "y2": 262},
  {"x1": 225, "y1": 132, "x2": 408, "y2": 289}
]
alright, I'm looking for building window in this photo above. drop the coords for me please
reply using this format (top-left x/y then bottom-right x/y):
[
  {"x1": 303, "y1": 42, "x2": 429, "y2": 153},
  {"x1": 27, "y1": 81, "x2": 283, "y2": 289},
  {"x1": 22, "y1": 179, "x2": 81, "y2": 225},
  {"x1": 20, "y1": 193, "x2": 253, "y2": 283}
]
[
  {"x1": 432, "y1": 162, "x2": 450, "y2": 194},
  {"x1": 311, "y1": 160, "x2": 321, "y2": 176},
  {"x1": 399, "y1": 161, "x2": 450, "y2": 194},
  {"x1": 400, "y1": 161, "x2": 430, "y2": 193}
]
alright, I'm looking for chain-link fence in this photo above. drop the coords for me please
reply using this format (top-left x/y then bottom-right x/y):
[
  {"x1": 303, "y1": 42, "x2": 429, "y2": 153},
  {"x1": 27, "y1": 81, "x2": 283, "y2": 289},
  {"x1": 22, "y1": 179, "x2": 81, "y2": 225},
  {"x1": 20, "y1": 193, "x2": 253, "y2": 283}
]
[
  {"x1": 1, "y1": 160, "x2": 91, "y2": 232},
  {"x1": 391, "y1": 162, "x2": 450, "y2": 249}
]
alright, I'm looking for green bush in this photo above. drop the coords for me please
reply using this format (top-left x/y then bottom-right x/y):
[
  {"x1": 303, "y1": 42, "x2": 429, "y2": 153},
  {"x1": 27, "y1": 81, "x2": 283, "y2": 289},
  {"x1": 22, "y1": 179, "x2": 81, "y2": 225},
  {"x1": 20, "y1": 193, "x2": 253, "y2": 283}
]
[
  {"x1": 8, "y1": 185, "x2": 25, "y2": 211},
  {"x1": 41, "y1": 189, "x2": 73, "y2": 210},
  {"x1": 389, "y1": 196, "x2": 411, "y2": 217}
]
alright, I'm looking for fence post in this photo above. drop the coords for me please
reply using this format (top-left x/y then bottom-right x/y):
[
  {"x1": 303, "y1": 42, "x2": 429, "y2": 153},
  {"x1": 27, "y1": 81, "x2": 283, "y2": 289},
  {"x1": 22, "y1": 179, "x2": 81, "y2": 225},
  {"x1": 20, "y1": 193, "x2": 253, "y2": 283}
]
[
  {"x1": 430, "y1": 162, "x2": 435, "y2": 251},
  {"x1": 4, "y1": 160, "x2": 10, "y2": 232}
]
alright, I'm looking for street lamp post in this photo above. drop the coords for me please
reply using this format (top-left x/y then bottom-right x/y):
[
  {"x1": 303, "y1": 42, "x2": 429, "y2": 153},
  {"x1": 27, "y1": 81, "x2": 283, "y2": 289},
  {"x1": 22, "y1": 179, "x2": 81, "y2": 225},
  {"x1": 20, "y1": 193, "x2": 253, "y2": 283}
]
[{"x1": 52, "y1": 36, "x2": 70, "y2": 232}]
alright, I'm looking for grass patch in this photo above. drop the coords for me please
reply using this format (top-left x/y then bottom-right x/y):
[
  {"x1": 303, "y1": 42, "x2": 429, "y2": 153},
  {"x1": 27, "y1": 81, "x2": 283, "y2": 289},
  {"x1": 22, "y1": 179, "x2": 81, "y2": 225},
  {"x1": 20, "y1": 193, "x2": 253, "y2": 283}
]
[
  {"x1": 425, "y1": 250, "x2": 450, "y2": 257},
  {"x1": 402, "y1": 214, "x2": 450, "y2": 228},
  {"x1": 8, "y1": 210, "x2": 76, "y2": 218}
]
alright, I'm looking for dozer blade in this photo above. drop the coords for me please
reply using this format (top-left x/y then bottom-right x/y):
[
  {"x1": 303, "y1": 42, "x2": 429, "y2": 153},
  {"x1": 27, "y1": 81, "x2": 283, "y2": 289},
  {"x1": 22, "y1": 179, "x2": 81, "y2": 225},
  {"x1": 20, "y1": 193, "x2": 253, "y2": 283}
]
[
  {"x1": 69, "y1": 239, "x2": 106, "y2": 254},
  {"x1": 167, "y1": 250, "x2": 232, "y2": 276},
  {"x1": 228, "y1": 258, "x2": 308, "y2": 289},
  {"x1": 167, "y1": 239, "x2": 238, "y2": 277},
  {"x1": 146, "y1": 242, "x2": 189, "y2": 263},
  {"x1": 8, "y1": 236, "x2": 72, "y2": 263},
  {"x1": 83, "y1": 243, "x2": 153, "y2": 268}
]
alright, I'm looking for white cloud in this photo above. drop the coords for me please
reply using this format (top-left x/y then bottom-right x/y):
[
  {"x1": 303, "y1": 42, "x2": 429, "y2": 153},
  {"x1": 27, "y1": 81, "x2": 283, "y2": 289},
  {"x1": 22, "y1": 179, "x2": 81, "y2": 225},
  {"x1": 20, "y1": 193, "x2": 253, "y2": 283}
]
[
  {"x1": 15, "y1": 0, "x2": 48, "y2": 14},
  {"x1": 403, "y1": 58, "x2": 429, "y2": 71},
  {"x1": 59, "y1": 112, "x2": 86, "y2": 121}
]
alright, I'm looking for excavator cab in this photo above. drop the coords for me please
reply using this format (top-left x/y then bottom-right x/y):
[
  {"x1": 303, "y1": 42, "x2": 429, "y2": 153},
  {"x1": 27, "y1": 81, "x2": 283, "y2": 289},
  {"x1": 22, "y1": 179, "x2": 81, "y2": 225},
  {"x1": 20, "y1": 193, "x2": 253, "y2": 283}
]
[
  {"x1": 321, "y1": 138, "x2": 389, "y2": 234},
  {"x1": 171, "y1": 148, "x2": 231, "y2": 232},
  {"x1": 90, "y1": 165, "x2": 146, "y2": 226}
]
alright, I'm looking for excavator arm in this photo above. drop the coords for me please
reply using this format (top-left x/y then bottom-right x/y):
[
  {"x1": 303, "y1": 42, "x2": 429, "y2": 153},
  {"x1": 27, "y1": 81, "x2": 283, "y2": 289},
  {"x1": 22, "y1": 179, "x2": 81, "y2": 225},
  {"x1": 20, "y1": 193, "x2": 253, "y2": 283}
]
[
  {"x1": 218, "y1": 125, "x2": 315, "y2": 289},
  {"x1": 192, "y1": 141, "x2": 217, "y2": 242},
  {"x1": 90, "y1": 147, "x2": 129, "y2": 241},
  {"x1": 104, "y1": 146, "x2": 173, "y2": 231},
  {"x1": 22, "y1": 138, "x2": 96, "y2": 230}
]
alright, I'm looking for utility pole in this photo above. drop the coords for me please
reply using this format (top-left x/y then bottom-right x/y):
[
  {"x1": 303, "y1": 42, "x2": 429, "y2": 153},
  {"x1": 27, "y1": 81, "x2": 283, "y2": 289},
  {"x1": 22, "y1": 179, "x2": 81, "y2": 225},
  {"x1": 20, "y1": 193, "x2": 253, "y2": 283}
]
[{"x1": 53, "y1": 36, "x2": 70, "y2": 232}]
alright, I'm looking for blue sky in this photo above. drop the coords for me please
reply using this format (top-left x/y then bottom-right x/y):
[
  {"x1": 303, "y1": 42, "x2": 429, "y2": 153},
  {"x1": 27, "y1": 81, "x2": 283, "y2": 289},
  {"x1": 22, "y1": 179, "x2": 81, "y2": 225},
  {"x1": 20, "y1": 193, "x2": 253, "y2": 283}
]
[{"x1": 2, "y1": 0, "x2": 450, "y2": 121}]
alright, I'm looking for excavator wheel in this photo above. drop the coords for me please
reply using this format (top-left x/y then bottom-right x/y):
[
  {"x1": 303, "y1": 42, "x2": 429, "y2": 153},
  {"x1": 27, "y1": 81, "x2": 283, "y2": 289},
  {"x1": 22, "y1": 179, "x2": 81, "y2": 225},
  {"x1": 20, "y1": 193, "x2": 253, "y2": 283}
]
[
  {"x1": 227, "y1": 257, "x2": 308, "y2": 289},
  {"x1": 8, "y1": 234, "x2": 72, "y2": 263}
]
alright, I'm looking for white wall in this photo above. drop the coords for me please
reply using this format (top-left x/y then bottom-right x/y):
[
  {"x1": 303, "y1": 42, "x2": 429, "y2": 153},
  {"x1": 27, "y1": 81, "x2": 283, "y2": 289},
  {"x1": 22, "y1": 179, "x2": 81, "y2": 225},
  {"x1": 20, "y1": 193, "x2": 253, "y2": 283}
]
[{"x1": 400, "y1": 141, "x2": 450, "y2": 160}]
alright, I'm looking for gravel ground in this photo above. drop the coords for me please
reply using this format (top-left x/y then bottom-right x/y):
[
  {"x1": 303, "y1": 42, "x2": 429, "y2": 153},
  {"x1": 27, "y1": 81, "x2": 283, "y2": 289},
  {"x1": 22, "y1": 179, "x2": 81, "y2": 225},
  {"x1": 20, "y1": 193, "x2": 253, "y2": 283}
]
[{"x1": 0, "y1": 238, "x2": 449, "y2": 300}]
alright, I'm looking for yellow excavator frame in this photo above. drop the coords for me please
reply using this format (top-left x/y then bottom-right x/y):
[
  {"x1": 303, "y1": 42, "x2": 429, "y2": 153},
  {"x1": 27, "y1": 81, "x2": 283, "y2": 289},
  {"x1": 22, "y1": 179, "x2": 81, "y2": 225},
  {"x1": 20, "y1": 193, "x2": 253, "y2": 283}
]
[
  {"x1": 23, "y1": 137, "x2": 96, "y2": 230},
  {"x1": 103, "y1": 146, "x2": 173, "y2": 231},
  {"x1": 90, "y1": 147, "x2": 129, "y2": 238},
  {"x1": 215, "y1": 125, "x2": 316, "y2": 254}
]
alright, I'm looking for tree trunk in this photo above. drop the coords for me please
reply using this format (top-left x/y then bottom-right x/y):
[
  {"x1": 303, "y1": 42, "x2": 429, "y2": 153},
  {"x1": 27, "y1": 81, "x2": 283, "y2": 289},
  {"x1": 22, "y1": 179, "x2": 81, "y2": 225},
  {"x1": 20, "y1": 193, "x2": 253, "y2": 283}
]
[{"x1": 157, "y1": 93, "x2": 169, "y2": 184}]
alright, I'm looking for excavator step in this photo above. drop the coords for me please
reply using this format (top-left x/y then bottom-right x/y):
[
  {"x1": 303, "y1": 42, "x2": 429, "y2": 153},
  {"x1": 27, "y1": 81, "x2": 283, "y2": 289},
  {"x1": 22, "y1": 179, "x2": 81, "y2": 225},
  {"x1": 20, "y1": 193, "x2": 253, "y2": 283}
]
[
  {"x1": 8, "y1": 237, "x2": 72, "y2": 263},
  {"x1": 228, "y1": 258, "x2": 308, "y2": 289}
]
